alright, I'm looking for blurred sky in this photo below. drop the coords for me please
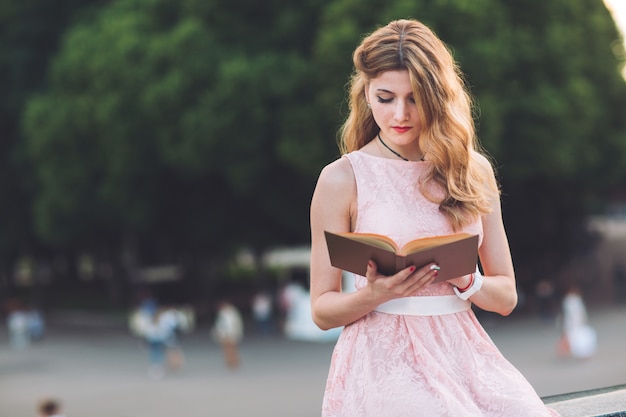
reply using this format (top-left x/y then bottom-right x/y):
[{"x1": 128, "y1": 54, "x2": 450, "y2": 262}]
[
  {"x1": 604, "y1": 0, "x2": 626, "y2": 77},
  {"x1": 605, "y1": 0, "x2": 626, "y2": 43}
]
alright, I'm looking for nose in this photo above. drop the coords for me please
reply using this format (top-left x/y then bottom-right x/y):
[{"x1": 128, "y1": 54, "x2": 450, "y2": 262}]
[{"x1": 394, "y1": 99, "x2": 410, "y2": 121}]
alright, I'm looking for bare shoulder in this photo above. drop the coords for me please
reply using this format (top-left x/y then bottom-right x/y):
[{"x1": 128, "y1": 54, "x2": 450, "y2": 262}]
[
  {"x1": 315, "y1": 157, "x2": 356, "y2": 194},
  {"x1": 472, "y1": 150, "x2": 500, "y2": 188},
  {"x1": 472, "y1": 150, "x2": 496, "y2": 173},
  {"x1": 311, "y1": 157, "x2": 356, "y2": 230}
]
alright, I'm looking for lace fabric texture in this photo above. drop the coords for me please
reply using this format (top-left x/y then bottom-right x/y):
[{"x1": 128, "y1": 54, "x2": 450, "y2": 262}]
[{"x1": 321, "y1": 151, "x2": 559, "y2": 417}]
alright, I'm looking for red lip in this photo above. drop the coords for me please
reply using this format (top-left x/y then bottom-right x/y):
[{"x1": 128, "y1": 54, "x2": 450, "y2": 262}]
[{"x1": 392, "y1": 126, "x2": 411, "y2": 133}]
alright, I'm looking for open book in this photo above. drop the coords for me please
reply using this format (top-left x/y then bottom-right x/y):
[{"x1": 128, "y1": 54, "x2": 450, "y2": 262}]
[{"x1": 324, "y1": 231, "x2": 479, "y2": 283}]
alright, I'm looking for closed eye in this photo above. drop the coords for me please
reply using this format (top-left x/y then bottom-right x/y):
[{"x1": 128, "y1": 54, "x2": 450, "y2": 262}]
[{"x1": 376, "y1": 96, "x2": 392, "y2": 104}]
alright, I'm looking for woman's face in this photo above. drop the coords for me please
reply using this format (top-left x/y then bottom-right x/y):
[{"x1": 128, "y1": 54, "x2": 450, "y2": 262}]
[{"x1": 366, "y1": 70, "x2": 422, "y2": 157}]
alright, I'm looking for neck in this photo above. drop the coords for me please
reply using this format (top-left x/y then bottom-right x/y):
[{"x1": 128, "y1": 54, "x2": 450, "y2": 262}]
[{"x1": 377, "y1": 133, "x2": 424, "y2": 161}]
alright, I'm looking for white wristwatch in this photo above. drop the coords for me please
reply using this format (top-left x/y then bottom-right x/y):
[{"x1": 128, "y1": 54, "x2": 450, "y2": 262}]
[{"x1": 454, "y1": 270, "x2": 484, "y2": 300}]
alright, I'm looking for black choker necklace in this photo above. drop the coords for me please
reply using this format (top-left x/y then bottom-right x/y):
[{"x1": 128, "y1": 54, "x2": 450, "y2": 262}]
[{"x1": 378, "y1": 133, "x2": 408, "y2": 161}]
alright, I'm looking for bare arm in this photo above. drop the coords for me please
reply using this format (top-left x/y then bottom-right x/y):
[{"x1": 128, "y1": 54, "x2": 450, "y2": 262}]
[
  {"x1": 309, "y1": 158, "x2": 438, "y2": 330},
  {"x1": 447, "y1": 157, "x2": 518, "y2": 316}
]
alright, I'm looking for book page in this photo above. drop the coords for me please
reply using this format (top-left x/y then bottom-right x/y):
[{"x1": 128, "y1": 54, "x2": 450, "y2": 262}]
[
  {"x1": 336, "y1": 232, "x2": 399, "y2": 253},
  {"x1": 399, "y1": 233, "x2": 473, "y2": 256}
]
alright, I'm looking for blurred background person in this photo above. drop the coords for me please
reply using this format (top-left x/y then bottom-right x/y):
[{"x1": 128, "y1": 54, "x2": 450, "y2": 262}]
[
  {"x1": 613, "y1": 261, "x2": 626, "y2": 304},
  {"x1": 26, "y1": 304, "x2": 46, "y2": 342},
  {"x1": 128, "y1": 291, "x2": 158, "y2": 340},
  {"x1": 212, "y1": 300, "x2": 244, "y2": 369},
  {"x1": 142, "y1": 308, "x2": 170, "y2": 379},
  {"x1": 37, "y1": 398, "x2": 66, "y2": 417},
  {"x1": 128, "y1": 298, "x2": 180, "y2": 379},
  {"x1": 535, "y1": 279, "x2": 557, "y2": 324},
  {"x1": 251, "y1": 289, "x2": 273, "y2": 336},
  {"x1": 6, "y1": 299, "x2": 31, "y2": 350},
  {"x1": 160, "y1": 304, "x2": 192, "y2": 372},
  {"x1": 557, "y1": 285, "x2": 597, "y2": 360}
]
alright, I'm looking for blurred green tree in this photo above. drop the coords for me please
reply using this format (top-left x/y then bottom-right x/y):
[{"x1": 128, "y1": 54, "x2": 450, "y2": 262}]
[
  {"x1": 12, "y1": 0, "x2": 626, "y2": 304},
  {"x1": 21, "y1": 0, "x2": 327, "y2": 298},
  {"x1": 0, "y1": 0, "x2": 103, "y2": 282}
]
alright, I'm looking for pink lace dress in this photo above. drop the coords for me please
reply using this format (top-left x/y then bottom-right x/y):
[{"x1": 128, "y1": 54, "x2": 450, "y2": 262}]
[{"x1": 321, "y1": 151, "x2": 559, "y2": 417}]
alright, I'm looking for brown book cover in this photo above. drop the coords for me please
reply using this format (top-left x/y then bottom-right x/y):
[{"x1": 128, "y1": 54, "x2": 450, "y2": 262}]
[{"x1": 324, "y1": 231, "x2": 479, "y2": 283}]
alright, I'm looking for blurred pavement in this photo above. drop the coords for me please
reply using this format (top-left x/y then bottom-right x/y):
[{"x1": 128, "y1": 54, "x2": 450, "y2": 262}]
[{"x1": 0, "y1": 306, "x2": 625, "y2": 417}]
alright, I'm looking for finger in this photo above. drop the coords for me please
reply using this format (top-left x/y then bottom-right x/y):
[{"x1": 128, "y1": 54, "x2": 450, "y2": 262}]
[
  {"x1": 387, "y1": 266, "x2": 419, "y2": 295},
  {"x1": 399, "y1": 263, "x2": 437, "y2": 284},
  {"x1": 422, "y1": 263, "x2": 440, "y2": 274},
  {"x1": 366, "y1": 260, "x2": 379, "y2": 281},
  {"x1": 402, "y1": 265, "x2": 438, "y2": 292},
  {"x1": 405, "y1": 273, "x2": 437, "y2": 294},
  {"x1": 395, "y1": 265, "x2": 417, "y2": 283},
  {"x1": 412, "y1": 264, "x2": 440, "y2": 284}
]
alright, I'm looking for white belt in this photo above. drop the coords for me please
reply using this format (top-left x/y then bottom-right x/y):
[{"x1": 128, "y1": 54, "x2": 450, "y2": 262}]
[{"x1": 374, "y1": 295, "x2": 471, "y2": 316}]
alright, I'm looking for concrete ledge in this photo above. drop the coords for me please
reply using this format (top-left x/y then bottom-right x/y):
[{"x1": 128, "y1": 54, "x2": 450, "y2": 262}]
[{"x1": 543, "y1": 384, "x2": 626, "y2": 417}]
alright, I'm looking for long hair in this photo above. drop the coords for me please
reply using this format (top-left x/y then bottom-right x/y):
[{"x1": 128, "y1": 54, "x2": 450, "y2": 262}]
[{"x1": 339, "y1": 19, "x2": 499, "y2": 230}]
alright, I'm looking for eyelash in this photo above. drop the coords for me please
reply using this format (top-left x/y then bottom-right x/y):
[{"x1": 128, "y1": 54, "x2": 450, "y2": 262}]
[{"x1": 376, "y1": 96, "x2": 416, "y2": 104}]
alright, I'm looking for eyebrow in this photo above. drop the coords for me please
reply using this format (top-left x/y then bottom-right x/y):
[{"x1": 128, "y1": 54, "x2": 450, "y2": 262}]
[{"x1": 376, "y1": 89, "x2": 413, "y2": 96}]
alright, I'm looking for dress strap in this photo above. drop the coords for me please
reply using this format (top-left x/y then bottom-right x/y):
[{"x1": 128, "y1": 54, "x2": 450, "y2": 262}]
[{"x1": 374, "y1": 295, "x2": 470, "y2": 316}]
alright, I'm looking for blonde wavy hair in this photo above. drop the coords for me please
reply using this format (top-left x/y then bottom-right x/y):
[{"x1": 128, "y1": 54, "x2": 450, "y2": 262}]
[{"x1": 339, "y1": 19, "x2": 500, "y2": 230}]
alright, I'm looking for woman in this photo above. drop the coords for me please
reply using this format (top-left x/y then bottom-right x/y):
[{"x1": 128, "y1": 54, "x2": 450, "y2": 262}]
[{"x1": 309, "y1": 19, "x2": 559, "y2": 416}]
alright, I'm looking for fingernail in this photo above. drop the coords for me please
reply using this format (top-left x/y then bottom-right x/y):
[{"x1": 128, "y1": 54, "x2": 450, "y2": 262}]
[
  {"x1": 410, "y1": 266, "x2": 416, "y2": 272},
  {"x1": 429, "y1": 265, "x2": 440, "y2": 271}
]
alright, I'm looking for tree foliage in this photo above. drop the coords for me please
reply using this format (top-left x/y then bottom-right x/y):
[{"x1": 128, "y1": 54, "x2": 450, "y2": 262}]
[
  {"x1": 3, "y1": 0, "x2": 625, "y2": 299},
  {"x1": 22, "y1": 0, "x2": 325, "y2": 269},
  {"x1": 0, "y1": 0, "x2": 104, "y2": 263}
]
